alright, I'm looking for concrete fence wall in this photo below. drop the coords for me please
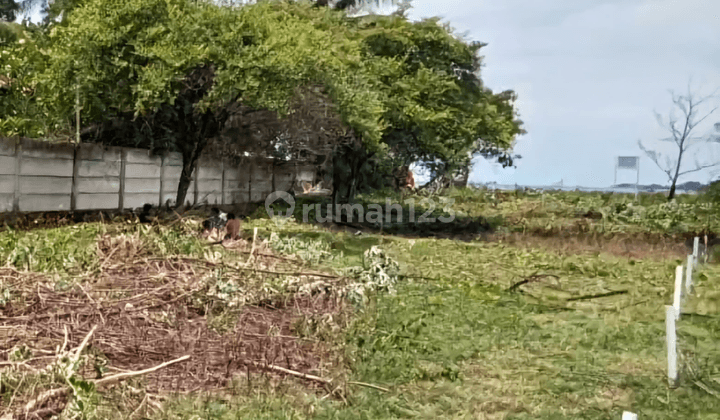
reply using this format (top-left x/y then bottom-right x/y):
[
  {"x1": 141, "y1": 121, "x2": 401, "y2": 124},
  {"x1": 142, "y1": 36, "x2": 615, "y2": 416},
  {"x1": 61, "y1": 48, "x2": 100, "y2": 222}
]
[{"x1": 0, "y1": 137, "x2": 316, "y2": 213}]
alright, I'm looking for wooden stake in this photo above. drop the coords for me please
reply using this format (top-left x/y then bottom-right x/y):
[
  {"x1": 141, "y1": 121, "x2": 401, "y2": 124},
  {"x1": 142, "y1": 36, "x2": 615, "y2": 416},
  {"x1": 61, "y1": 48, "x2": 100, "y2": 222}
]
[{"x1": 692, "y1": 236, "x2": 700, "y2": 266}]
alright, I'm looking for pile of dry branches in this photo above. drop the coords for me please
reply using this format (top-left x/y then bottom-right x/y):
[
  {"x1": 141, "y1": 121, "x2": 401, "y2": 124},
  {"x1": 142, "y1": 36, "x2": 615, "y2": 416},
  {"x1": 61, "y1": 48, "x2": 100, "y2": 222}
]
[{"x1": 0, "y1": 234, "x2": 350, "y2": 419}]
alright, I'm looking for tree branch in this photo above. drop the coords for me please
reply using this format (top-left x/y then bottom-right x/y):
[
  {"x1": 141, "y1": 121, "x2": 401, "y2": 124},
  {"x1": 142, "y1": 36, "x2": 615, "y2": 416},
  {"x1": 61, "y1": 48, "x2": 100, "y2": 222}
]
[
  {"x1": 638, "y1": 139, "x2": 673, "y2": 180},
  {"x1": 678, "y1": 161, "x2": 720, "y2": 176},
  {"x1": 690, "y1": 105, "x2": 719, "y2": 131}
]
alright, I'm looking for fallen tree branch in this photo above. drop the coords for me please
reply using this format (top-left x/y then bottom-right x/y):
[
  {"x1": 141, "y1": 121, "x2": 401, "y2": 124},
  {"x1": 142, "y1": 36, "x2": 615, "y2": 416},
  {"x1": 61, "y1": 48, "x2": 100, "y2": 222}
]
[
  {"x1": 127, "y1": 393, "x2": 149, "y2": 420},
  {"x1": 94, "y1": 355, "x2": 191, "y2": 388},
  {"x1": 23, "y1": 325, "x2": 99, "y2": 413},
  {"x1": 20, "y1": 355, "x2": 191, "y2": 416},
  {"x1": 347, "y1": 381, "x2": 390, "y2": 393},
  {"x1": 233, "y1": 265, "x2": 343, "y2": 280},
  {"x1": 152, "y1": 256, "x2": 342, "y2": 280},
  {"x1": 248, "y1": 361, "x2": 331, "y2": 385},
  {"x1": 566, "y1": 290, "x2": 628, "y2": 302},
  {"x1": 71, "y1": 325, "x2": 98, "y2": 365},
  {"x1": 208, "y1": 259, "x2": 343, "y2": 280},
  {"x1": 508, "y1": 274, "x2": 559, "y2": 292},
  {"x1": 23, "y1": 388, "x2": 69, "y2": 414}
]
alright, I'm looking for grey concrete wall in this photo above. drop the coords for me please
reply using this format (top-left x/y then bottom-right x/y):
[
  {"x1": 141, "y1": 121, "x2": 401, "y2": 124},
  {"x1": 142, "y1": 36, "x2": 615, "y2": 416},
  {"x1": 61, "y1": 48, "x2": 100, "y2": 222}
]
[
  {"x1": 0, "y1": 137, "x2": 318, "y2": 213},
  {"x1": 223, "y1": 162, "x2": 249, "y2": 205},
  {"x1": 75, "y1": 144, "x2": 121, "y2": 210},
  {"x1": 17, "y1": 139, "x2": 74, "y2": 212},
  {"x1": 197, "y1": 155, "x2": 223, "y2": 206},
  {"x1": 0, "y1": 138, "x2": 17, "y2": 213}
]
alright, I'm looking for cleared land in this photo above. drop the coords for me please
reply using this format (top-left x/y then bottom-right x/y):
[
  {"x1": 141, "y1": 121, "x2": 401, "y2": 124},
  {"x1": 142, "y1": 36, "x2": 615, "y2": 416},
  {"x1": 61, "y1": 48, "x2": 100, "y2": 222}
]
[{"x1": 1, "y1": 189, "x2": 719, "y2": 419}]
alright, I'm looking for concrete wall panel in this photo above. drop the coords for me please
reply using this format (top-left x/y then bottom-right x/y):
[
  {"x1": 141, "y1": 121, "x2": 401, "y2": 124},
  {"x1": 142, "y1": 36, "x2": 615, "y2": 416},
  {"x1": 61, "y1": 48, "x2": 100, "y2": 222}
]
[
  {"x1": 197, "y1": 192, "x2": 222, "y2": 205},
  {"x1": 19, "y1": 195, "x2": 71, "y2": 212},
  {"x1": 0, "y1": 175, "x2": 13, "y2": 194},
  {"x1": 78, "y1": 160, "x2": 121, "y2": 178},
  {"x1": 0, "y1": 155, "x2": 15, "y2": 174},
  {"x1": 76, "y1": 178, "x2": 120, "y2": 194},
  {"x1": 125, "y1": 178, "x2": 160, "y2": 194},
  {"x1": 198, "y1": 179, "x2": 222, "y2": 192},
  {"x1": 224, "y1": 190, "x2": 249, "y2": 204},
  {"x1": 163, "y1": 153, "x2": 183, "y2": 166},
  {"x1": 125, "y1": 163, "x2": 160, "y2": 179},
  {"x1": 77, "y1": 144, "x2": 121, "y2": 162},
  {"x1": 20, "y1": 176, "x2": 73, "y2": 195},
  {"x1": 125, "y1": 149, "x2": 161, "y2": 165},
  {"x1": 21, "y1": 139, "x2": 74, "y2": 160},
  {"x1": 124, "y1": 193, "x2": 160, "y2": 209},
  {"x1": 223, "y1": 166, "x2": 241, "y2": 180},
  {"x1": 0, "y1": 193, "x2": 12, "y2": 212},
  {"x1": 162, "y1": 166, "x2": 183, "y2": 180},
  {"x1": 198, "y1": 165, "x2": 223, "y2": 180},
  {"x1": 76, "y1": 193, "x2": 119, "y2": 210},
  {"x1": 0, "y1": 138, "x2": 16, "y2": 156},
  {"x1": 20, "y1": 157, "x2": 73, "y2": 177}
]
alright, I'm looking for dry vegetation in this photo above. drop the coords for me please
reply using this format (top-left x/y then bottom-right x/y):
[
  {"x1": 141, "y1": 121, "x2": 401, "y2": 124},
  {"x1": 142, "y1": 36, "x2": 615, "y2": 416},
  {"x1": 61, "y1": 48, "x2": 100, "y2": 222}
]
[{"x1": 0, "y1": 220, "x2": 360, "y2": 419}]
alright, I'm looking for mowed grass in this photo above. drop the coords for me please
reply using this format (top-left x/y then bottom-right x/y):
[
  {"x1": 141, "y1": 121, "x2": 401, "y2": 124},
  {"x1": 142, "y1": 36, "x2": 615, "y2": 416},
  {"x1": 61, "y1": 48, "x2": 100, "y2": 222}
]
[
  {"x1": 2, "y1": 194, "x2": 720, "y2": 419},
  {"x1": 151, "y1": 231, "x2": 720, "y2": 419},
  {"x1": 334, "y1": 238, "x2": 720, "y2": 419}
]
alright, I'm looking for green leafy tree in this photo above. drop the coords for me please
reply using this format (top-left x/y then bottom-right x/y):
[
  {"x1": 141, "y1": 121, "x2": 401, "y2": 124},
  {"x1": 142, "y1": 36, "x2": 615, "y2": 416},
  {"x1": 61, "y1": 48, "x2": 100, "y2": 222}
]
[
  {"x1": 34, "y1": 0, "x2": 386, "y2": 206},
  {"x1": 0, "y1": 0, "x2": 20, "y2": 22},
  {"x1": 0, "y1": 20, "x2": 52, "y2": 137},
  {"x1": 333, "y1": 14, "x2": 524, "y2": 197},
  {"x1": 4, "y1": 0, "x2": 522, "y2": 205}
]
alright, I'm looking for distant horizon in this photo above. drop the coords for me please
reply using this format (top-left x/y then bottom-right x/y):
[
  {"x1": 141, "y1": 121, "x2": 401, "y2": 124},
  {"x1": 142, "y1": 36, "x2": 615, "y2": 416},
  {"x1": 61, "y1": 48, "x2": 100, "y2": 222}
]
[{"x1": 464, "y1": 180, "x2": 710, "y2": 193}]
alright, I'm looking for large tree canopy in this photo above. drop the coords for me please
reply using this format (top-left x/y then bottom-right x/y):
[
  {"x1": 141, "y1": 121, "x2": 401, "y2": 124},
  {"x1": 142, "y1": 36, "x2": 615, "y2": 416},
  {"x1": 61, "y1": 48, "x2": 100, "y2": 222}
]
[
  {"x1": 29, "y1": 0, "x2": 389, "y2": 205},
  {"x1": 1, "y1": 0, "x2": 523, "y2": 204},
  {"x1": 333, "y1": 13, "x2": 524, "y2": 197}
]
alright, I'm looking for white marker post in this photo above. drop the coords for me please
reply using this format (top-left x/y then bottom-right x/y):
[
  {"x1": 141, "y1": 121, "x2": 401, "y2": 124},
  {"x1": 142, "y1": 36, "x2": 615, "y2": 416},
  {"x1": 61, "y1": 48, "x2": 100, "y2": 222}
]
[
  {"x1": 672, "y1": 266, "x2": 683, "y2": 321},
  {"x1": 622, "y1": 412, "x2": 638, "y2": 420},
  {"x1": 665, "y1": 305, "x2": 678, "y2": 388},
  {"x1": 692, "y1": 237, "x2": 700, "y2": 266},
  {"x1": 685, "y1": 255, "x2": 694, "y2": 294}
]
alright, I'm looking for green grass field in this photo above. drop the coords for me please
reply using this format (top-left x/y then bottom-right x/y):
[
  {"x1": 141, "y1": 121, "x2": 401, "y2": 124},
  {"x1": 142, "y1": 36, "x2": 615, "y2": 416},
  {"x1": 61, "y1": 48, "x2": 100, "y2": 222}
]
[{"x1": 1, "y1": 189, "x2": 719, "y2": 419}]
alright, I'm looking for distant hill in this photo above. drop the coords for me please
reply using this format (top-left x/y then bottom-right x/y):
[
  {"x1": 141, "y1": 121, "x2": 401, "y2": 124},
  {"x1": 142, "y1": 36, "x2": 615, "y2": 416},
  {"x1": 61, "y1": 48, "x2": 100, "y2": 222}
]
[{"x1": 612, "y1": 181, "x2": 709, "y2": 192}]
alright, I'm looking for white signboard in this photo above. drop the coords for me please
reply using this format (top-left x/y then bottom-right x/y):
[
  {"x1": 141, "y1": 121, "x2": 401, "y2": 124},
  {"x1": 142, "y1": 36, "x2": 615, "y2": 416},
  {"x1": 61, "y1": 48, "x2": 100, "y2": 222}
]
[{"x1": 618, "y1": 156, "x2": 639, "y2": 169}]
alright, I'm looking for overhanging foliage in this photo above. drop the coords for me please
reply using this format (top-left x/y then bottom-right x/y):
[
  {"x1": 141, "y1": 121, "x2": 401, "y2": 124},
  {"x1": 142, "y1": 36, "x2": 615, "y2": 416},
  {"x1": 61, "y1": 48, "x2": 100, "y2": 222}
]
[{"x1": 0, "y1": 0, "x2": 524, "y2": 204}]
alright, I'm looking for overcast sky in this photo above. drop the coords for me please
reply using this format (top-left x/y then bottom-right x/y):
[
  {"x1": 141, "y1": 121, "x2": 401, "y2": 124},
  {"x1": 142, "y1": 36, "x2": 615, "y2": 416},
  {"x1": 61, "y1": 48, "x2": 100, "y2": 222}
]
[
  {"x1": 22, "y1": 0, "x2": 720, "y2": 187},
  {"x1": 396, "y1": 0, "x2": 720, "y2": 187}
]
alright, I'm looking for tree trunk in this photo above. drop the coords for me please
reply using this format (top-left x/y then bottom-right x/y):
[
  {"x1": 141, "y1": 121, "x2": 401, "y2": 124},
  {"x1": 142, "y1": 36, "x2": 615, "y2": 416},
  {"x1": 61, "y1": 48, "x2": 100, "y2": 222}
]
[
  {"x1": 176, "y1": 156, "x2": 197, "y2": 208},
  {"x1": 668, "y1": 182, "x2": 677, "y2": 201},
  {"x1": 668, "y1": 148, "x2": 685, "y2": 201},
  {"x1": 455, "y1": 165, "x2": 469, "y2": 188},
  {"x1": 349, "y1": 165, "x2": 358, "y2": 202}
]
